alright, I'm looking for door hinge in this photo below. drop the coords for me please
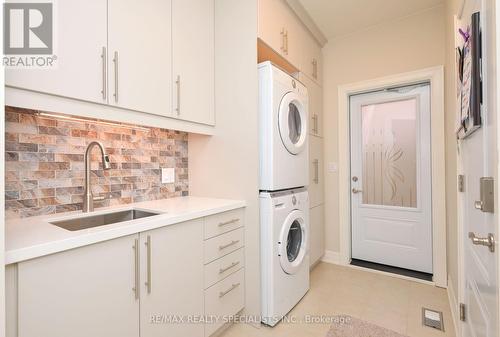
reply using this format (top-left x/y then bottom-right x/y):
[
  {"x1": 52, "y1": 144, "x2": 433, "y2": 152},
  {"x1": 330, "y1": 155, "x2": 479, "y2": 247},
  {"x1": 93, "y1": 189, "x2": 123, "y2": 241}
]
[
  {"x1": 459, "y1": 303, "x2": 466, "y2": 322},
  {"x1": 458, "y1": 175, "x2": 465, "y2": 192}
]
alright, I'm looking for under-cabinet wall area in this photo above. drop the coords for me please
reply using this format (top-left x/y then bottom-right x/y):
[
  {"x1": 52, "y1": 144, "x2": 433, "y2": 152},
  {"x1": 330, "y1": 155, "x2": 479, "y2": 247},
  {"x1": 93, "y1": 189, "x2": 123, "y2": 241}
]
[{"x1": 5, "y1": 106, "x2": 189, "y2": 219}]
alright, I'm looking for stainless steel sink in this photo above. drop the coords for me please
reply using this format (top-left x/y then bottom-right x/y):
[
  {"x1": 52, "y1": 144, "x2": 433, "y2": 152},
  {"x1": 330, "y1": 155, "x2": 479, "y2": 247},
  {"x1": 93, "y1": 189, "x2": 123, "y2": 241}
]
[{"x1": 50, "y1": 209, "x2": 160, "y2": 231}]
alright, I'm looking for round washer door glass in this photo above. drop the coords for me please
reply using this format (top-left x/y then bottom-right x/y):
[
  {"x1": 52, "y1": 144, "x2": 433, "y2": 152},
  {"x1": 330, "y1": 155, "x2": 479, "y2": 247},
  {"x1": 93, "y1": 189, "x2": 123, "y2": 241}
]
[
  {"x1": 278, "y1": 209, "x2": 308, "y2": 274},
  {"x1": 278, "y1": 92, "x2": 307, "y2": 155}
]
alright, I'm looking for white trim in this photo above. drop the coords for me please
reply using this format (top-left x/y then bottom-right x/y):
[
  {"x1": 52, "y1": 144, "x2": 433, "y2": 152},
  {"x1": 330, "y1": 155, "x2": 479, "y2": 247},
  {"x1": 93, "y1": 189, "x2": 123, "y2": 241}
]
[
  {"x1": 337, "y1": 66, "x2": 447, "y2": 287},
  {"x1": 447, "y1": 275, "x2": 460, "y2": 336},
  {"x1": 321, "y1": 250, "x2": 342, "y2": 265}
]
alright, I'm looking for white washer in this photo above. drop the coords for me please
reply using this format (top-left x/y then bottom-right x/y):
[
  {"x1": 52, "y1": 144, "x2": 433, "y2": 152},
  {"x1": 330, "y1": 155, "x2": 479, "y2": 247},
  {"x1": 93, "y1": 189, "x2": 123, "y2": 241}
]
[
  {"x1": 260, "y1": 188, "x2": 310, "y2": 326},
  {"x1": 259, "y1": 61, "x2": 309, "y2": 191}
]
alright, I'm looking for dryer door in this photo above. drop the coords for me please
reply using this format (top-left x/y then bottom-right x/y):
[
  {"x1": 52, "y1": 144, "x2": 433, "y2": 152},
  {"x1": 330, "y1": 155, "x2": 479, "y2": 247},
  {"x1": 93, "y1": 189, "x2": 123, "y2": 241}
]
[
  {"x1": 278, "y1": 92, "x2": 307, "y2": 155},
  {"x1": 278, "y1": 209, "x2": 308, "y2": 274}
]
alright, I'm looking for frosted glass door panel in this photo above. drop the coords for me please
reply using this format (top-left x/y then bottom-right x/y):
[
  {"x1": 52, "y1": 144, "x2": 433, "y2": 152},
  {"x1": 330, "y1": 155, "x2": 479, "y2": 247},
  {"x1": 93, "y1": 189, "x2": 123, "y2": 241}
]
[{"x1": 361, "y1": 99, "x2": 417, "y2": 208}]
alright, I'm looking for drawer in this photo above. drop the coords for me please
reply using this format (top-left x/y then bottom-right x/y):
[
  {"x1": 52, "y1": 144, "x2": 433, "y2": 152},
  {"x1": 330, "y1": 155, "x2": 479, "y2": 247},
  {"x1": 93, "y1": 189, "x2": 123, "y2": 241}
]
[
  {"x1": 204, "y1": 228, "x2": 244, "y2": 264},
  {"x1": 204, "y1": 248, "x2": 244, "y2": 289},
  {"x1": 204, "y1": 208, "x2": 244, "y2": 239},
  {"x1": 205, "y1": 268, "x2": 245, "y2": 336}
]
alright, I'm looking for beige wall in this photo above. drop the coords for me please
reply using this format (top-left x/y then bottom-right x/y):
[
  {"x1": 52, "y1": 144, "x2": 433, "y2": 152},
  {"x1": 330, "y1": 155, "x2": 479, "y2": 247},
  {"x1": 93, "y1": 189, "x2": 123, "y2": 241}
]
[
  {"x1": 189, "y1": 0, "x2": 260, "y2": 319},
  {"x1": 322, "y1": 6, "x2": 456, "y2": 273}
]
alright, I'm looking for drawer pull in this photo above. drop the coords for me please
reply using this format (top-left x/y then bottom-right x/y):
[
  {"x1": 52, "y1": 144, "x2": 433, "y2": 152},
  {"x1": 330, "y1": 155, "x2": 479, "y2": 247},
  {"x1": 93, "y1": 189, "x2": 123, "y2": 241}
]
[
  {"x1": 219, "y1": 261, "x2": 240, "y2": 274},
  {"x1": 219, "y1": 240, "x2": 240, "y2": 251},
  {"x1": 219, "y1": 283, "x2": 241, "y2": 298},
  {"x1": 218, "y1": 218, "x2": 240, "y2": 227}
]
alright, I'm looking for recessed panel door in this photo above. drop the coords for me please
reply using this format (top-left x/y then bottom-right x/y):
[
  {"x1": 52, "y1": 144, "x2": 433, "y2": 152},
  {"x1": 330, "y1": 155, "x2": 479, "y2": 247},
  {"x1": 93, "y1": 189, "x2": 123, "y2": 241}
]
[{"x1": 350, "y1": 84, "x2": 433, "y2": 273}]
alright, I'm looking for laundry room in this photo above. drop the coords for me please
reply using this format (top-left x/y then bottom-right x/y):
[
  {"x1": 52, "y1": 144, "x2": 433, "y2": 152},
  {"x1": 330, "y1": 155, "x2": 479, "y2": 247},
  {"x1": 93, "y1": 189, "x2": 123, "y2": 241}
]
[{"x1": 0, "y1": 0, "x2": 498, "y2": 337}]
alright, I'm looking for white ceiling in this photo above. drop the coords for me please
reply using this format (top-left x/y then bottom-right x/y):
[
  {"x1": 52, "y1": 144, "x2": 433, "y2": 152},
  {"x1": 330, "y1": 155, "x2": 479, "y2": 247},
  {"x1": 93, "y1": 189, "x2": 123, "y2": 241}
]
[{"x1": 297, "y1": 0, "x2": 445, "y2": 40}]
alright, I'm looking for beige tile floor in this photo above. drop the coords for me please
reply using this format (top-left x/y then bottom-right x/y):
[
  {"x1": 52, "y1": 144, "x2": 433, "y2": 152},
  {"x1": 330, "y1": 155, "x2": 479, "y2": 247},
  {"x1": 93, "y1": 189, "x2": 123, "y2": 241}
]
[{"x1": 221, "y1": 262, "x2": 455, "y2": 337}]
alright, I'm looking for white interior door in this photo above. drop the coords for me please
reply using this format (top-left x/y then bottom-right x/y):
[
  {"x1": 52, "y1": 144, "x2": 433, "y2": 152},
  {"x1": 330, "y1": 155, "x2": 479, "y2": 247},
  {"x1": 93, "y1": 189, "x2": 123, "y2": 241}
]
[
  {"x1": 458, "y1": 2, "x2": 498, "y2": 336},
  {"x1": 350, "y1": 84, "x2": 433, "y2": 273}
]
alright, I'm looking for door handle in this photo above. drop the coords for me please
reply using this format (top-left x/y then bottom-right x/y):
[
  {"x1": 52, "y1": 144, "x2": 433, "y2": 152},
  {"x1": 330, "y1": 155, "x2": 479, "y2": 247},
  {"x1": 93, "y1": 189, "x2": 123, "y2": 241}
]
[
  {"x1": 352, "y1": 188, "x2": 363, "y2": 194},
  {"x1": 468, "y1": 232, "x2": 495, "y2": 252}
]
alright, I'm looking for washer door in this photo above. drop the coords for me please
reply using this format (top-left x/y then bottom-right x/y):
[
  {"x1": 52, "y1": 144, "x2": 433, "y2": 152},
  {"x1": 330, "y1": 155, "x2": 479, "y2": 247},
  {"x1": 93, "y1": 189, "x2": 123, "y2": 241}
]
[
  {"x1": 278, "y1": 92, "x2": 307, "y2": 155},
  {"x1": 278, "y1": 209, "x2": 308, "y2": 274}
]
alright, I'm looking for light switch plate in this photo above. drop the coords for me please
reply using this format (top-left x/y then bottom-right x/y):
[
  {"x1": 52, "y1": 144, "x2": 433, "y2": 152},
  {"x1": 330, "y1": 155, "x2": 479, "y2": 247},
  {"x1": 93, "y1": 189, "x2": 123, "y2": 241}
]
[
  {"x1": 328, "y1": 162, "x2": 338, "y2": 173},
  {"x1": 161, "y1": 168, "x2": 175, "y2": 184}
]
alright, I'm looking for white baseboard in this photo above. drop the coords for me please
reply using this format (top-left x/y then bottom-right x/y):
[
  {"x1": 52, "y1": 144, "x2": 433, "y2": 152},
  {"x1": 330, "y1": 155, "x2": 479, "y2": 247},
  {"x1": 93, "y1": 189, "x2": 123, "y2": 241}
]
[
  {"x1": 447, "y1": 275, "x2": 459, "y2": 336},
  {"x1": 321, "y1": 250, "x2": 342, "y2": 265}
]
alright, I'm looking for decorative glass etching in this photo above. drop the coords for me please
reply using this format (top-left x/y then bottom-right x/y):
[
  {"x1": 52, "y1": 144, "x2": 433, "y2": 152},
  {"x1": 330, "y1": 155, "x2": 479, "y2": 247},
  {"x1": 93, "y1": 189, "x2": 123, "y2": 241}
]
[{"x1": 361, "y1": 98, "x2": 417, "y2": 208}]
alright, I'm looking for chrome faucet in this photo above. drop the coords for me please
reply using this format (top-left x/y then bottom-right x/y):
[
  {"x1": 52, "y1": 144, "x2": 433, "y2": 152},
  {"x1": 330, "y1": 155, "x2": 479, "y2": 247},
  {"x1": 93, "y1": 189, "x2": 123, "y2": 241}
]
[{"x1": 83, "y1": 141, "x2": 111, "y2": 212}]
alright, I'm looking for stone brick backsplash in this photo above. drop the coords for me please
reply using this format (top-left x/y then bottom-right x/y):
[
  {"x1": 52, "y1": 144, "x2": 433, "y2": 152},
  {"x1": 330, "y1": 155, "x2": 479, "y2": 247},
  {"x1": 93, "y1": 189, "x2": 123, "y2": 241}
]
[{"x1": 5, "y1": 106, "x2": 189, "y2": 219}]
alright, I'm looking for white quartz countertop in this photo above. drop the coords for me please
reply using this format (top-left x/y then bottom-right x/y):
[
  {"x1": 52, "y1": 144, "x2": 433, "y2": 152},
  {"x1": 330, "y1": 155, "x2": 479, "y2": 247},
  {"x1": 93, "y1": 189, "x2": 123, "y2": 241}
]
[{"x1": 5, "y1": 196, "x2": 246, "y2": 265}]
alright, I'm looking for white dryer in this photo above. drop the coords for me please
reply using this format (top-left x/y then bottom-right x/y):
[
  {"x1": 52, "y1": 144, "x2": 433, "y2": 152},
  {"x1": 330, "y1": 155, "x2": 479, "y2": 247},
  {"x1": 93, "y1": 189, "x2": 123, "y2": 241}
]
[
  {"x1": 260, "y1": 188, "x2": 310, "y2": 326},
  {"x1": 259, "y1": 61, "x2": 309, "y2": 191}
]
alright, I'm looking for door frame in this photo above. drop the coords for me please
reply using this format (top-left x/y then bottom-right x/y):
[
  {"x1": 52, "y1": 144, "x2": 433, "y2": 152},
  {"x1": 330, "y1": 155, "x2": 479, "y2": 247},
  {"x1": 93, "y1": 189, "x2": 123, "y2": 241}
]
[{"x1": 337, "y1": 66, "x2": 447, "y2": 287}]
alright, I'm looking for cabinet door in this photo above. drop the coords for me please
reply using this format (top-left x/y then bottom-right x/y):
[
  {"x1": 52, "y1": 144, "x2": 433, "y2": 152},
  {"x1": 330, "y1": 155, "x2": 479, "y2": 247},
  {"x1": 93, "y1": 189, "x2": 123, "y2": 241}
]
[
  {"x1": 302, "y1": 37, "x2": 322, "y2": 86},
  {"x1": 172, "y1": 0, "x2": 215, "y2": 125},
  {"x1": 140, "y1": 219, "x2": 204, "y2": 337},
  {"x1": 17, "y1": 235, "x2": 140, "y2": 337},
  {"x1": 310, "y1": 204, "x2": 325, "y2": 266},
  {"x1": 258, "y1": 0, "x2": 286, "y2": 56},
  {"x1": 108, "y1": 0, "x2": 172, "y2": 116},
  {"x1": 309, "y1": 135, "x2": 324, "y2": 208},
  {"x1": 5, "y1": 0, "x2": 107, "y2": 104},
  {"x1": 300, "y1": 73, "x2": 323, "y2": 137}
]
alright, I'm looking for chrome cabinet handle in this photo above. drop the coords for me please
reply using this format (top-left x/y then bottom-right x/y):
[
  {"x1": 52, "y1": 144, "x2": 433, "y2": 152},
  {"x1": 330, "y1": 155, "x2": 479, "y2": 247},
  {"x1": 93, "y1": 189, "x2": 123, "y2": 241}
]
[
  {"x1": 144, "y1": 235, "x2": 152, "y2": 294},
  {"x1": 219, "y1": 240, "x2": 240, "y2": 250},
  {"x1": 219, "y1": 283, "x2": 240, "y2": 298},
  {"x1": 219, "y1": 261, "x2": 240, "y2": 274},
  {"x1": 312, "y1": 58, "x2": 318, "y2": 79},
  {"x1": 284, "y1": 30, "x2": 289, "y2": 54},
  {"x1": 312, "y1": 114, "x2": 319, "y2": 134},
  {"x1": 175, "y1": 75, "x2": 181, "y2": 115},
  {"x1": 352, "y1": 188, "x2": 363, "y2": 194},
  {"x1": 313, "y1": 159, "x2": 319, "y2": 184},
  {"x1": 468, "y1": 232, "x2": 495, "y2": 252},
  {"x1": 101, "y1": 47, "x2": 107, "y2": 100},
  {"x1": 280, "y1": 28, "x2": 286, "y2": 53},
  {"x1": 113, "y1": 51, "x2": 118, "y2": 102},
  {"x1": 132, "y1": 238, "x2": 140, "y2": 300},
  {"x1": 218, "y1": 218, "x2": 239, "y2": 227}
]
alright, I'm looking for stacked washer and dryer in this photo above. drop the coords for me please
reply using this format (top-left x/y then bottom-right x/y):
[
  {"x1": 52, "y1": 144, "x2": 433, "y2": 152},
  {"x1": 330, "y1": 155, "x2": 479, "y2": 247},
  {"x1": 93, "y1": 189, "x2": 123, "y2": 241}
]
[{"x1": 258, "y1": 62, "x2": 310, "y2": 327}]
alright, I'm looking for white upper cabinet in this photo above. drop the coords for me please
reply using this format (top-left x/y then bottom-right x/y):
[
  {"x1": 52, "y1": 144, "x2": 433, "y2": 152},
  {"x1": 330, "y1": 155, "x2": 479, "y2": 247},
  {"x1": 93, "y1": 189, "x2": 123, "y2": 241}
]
[
  {"x1": 172, "y1": 0, "x2": 215, "y2": 125},
  {"x1": 302, "y1": 36, "x2": 323, "y2": 85},
  {"x1": 258, "y1": 0, "x2": 323, "y2": 85},
  {"x1": 5, "y1": 0, "x2": 108, "y2": 104},
  {"x1": 108, "y1": 0, "x2": 172, "y2": 116},
  {"x1": 258, "y1": 0, "x2": 287, "y2": 57}
]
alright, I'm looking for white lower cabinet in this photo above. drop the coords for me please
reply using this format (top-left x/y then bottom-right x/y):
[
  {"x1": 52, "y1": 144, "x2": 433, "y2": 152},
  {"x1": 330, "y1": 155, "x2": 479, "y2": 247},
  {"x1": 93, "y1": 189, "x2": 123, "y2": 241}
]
[
  {"x1": 203, "y1": 211, "x2": 246, "y2": 336},
  {"x1": 17, "y1": 234, "x2": 140, "y2": 337},
  {"x1": 310, "y1": 204, "x2": 325, "y2": 266},
  {"x1": 139, "y1": 219, "x2": 204, "y2": 337},
  {"x1": 6, "y1": 208, "x2": 245, "y2": 337}
]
